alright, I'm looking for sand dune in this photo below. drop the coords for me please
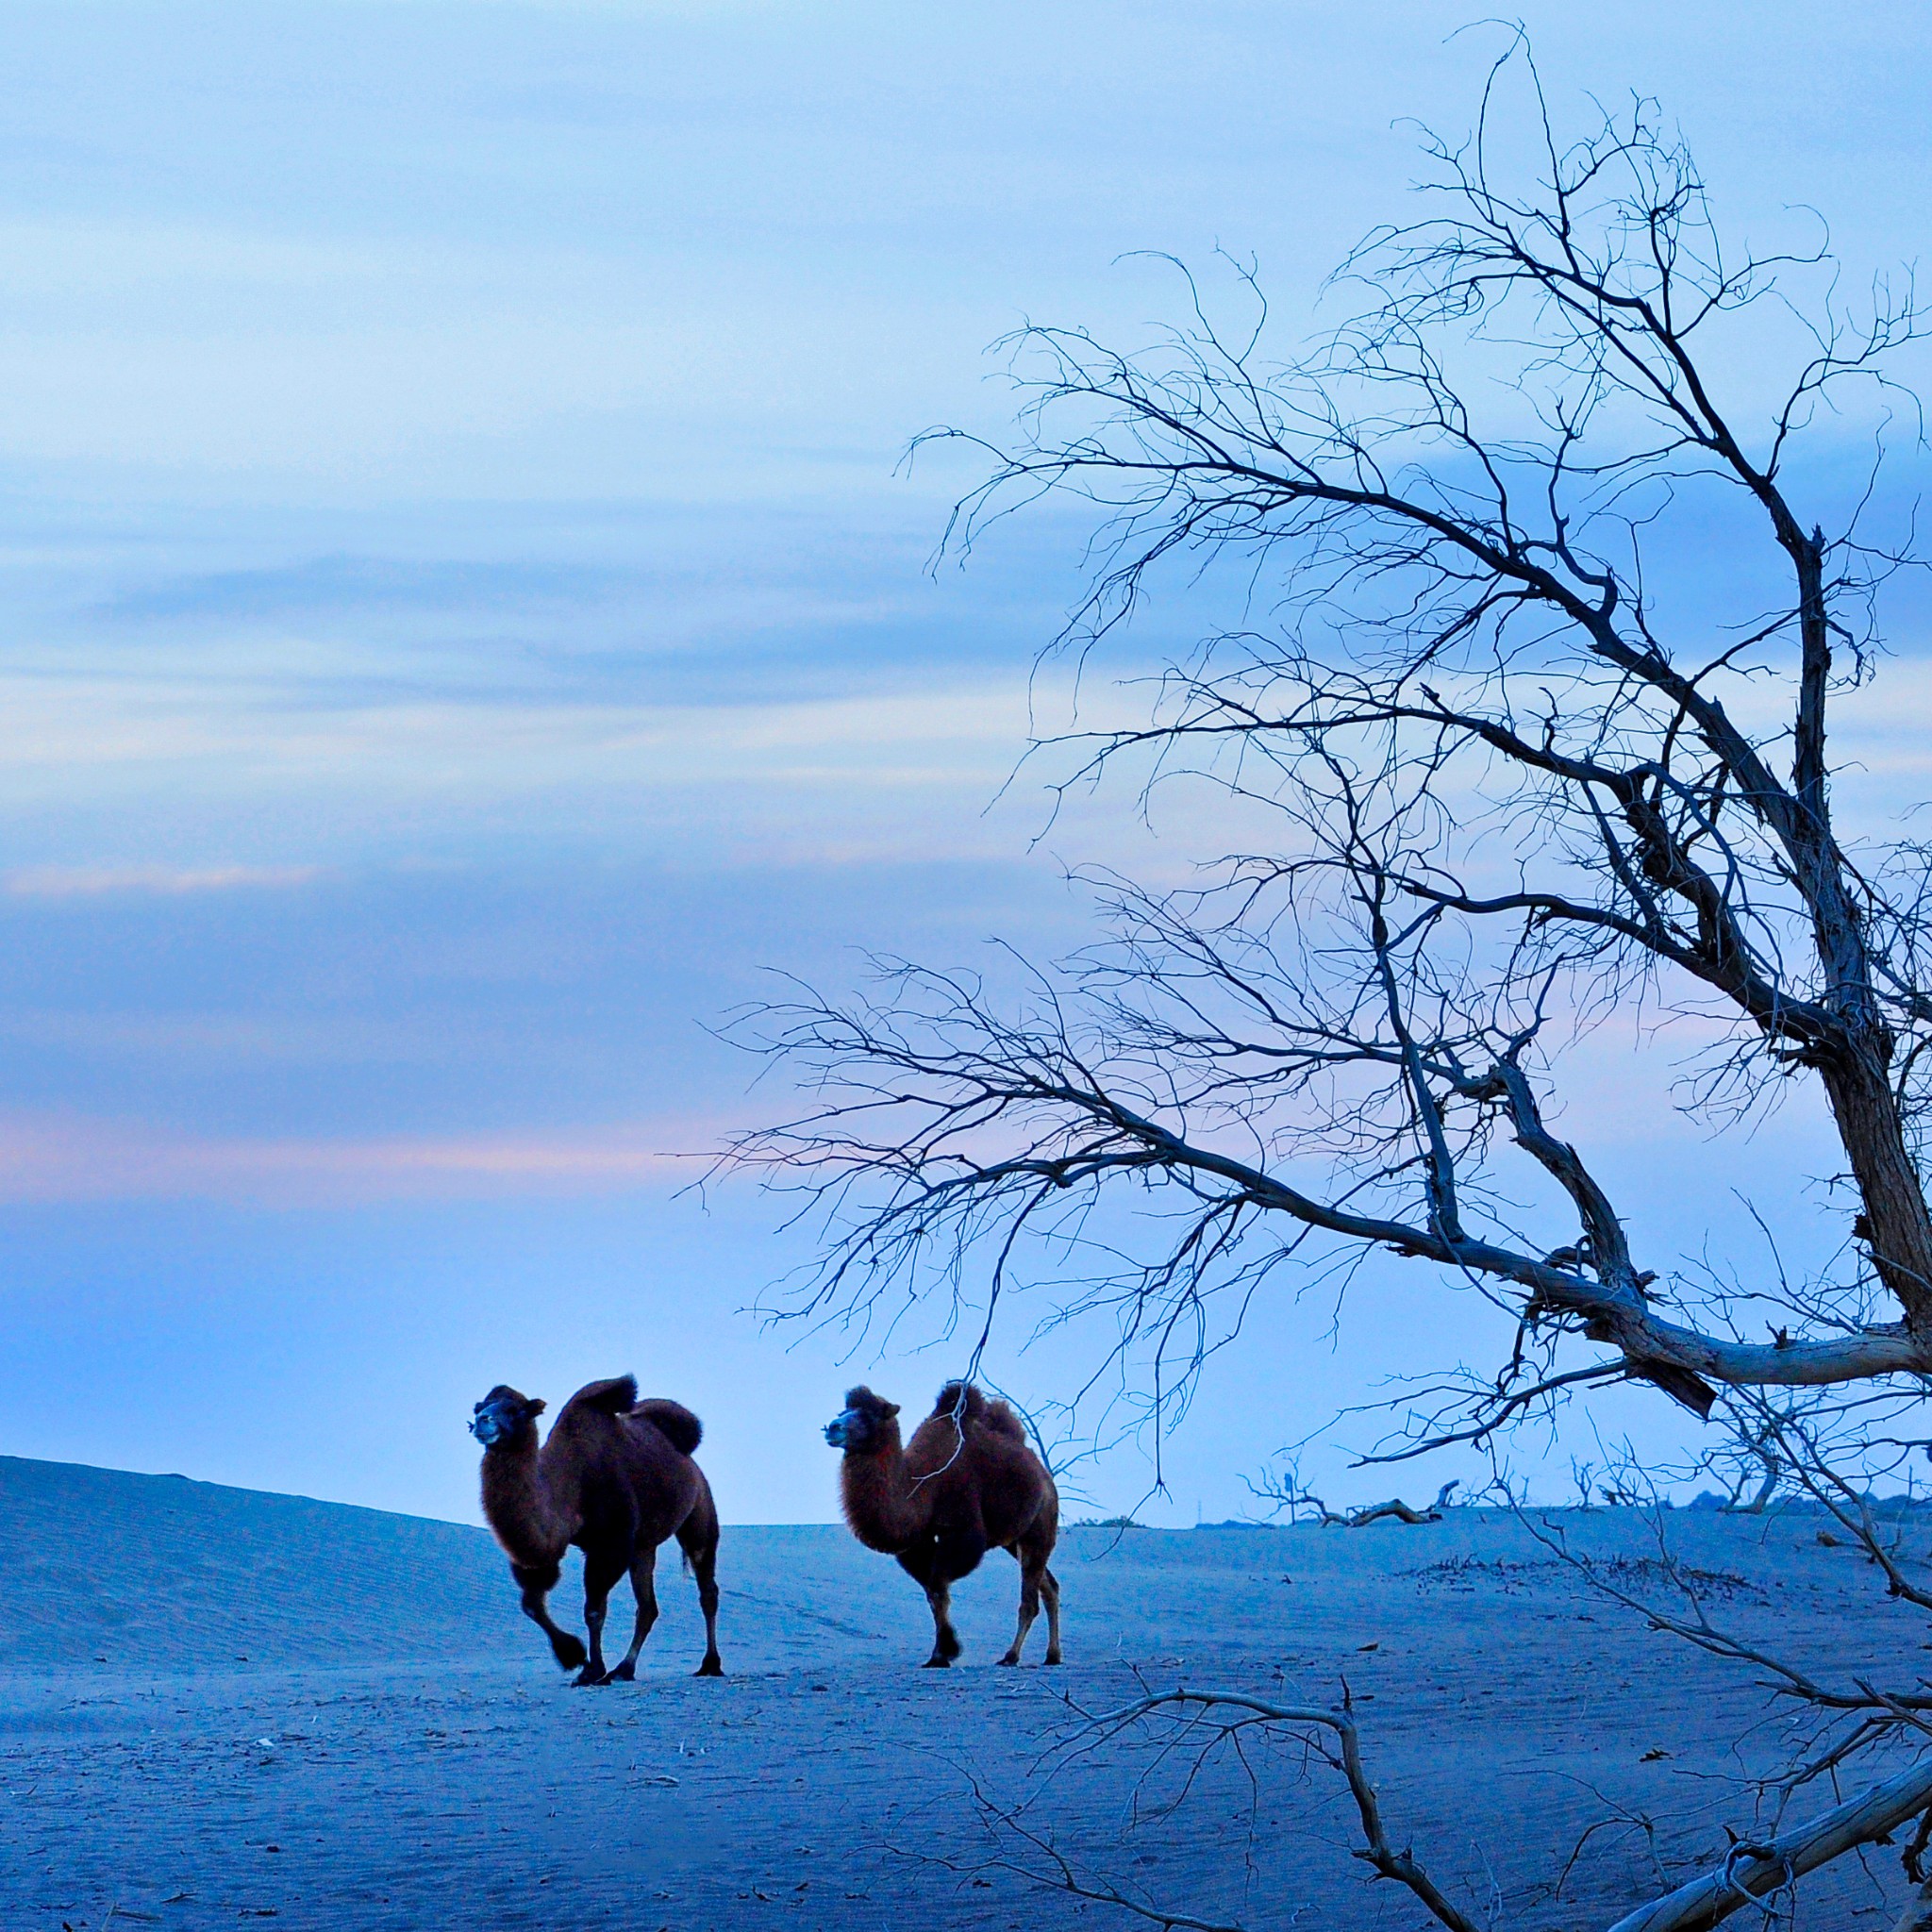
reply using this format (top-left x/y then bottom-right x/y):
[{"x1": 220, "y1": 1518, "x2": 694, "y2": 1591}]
[
  {"x1": 1, "y1": 1457, "x2": 508, "y2": 1673},
  {"x1": 1, "y1": 1455, "x2": 1924, "y2": 1928}
]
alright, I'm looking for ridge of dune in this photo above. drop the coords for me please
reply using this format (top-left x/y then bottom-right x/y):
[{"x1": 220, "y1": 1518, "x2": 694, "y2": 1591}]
[{"x1": 0, "y1": 1452, "x2": 511, "y2": 1671}]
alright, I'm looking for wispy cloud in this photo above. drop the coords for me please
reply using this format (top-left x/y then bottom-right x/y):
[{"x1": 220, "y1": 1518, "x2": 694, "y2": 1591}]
[
  {"x1": 5, "y1": 864, "x2": 325, "y2": 899},
  {"x1": 0, "y1": 1110, "x2": 722, "y2": 1208},
  {"x1": 0, "y1": 665, "x2": 1091, "y2": 865}
]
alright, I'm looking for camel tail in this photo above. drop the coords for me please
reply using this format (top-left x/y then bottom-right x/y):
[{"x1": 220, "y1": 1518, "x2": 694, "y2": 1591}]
[
  {"x1": 631, "y1": 1397, "x2": 703, "y2": 1457},
  {"x1": 570, "y1": 1374, "x2": 641, "y2": 1416}
]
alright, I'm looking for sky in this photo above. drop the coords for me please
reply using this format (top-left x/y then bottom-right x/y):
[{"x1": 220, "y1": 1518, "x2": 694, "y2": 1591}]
[{"x1": 5, "y1": 0, "x2": 1932, "y2": 1526}]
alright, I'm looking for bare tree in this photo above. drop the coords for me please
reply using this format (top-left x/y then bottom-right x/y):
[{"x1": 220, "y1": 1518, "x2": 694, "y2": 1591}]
[
  {"x1": 734, "y1": 36, "x2": 1932, "y2": 1929},
  {"x1": 741, "y1": 35, "x2": 1932, "y2": 1431}
]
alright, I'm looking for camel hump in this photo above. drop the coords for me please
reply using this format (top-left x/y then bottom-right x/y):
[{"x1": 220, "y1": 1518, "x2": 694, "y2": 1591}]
[
  {"x1": 630, "y1": 1397, "x2": 703, "y2": 1457},
  {"x1": 978, "y1": 1398, "x2": 1025, "y2": 1443},
  {"x1": 931, "y1": 1380, "x2": 982, "y2": 1424},
  {"x1": 568, "y1": 1374, "x2": 641, "y2": 1417},
  {"x1": 930, "y1": 1380, "x2": 1025, "y2": 1442}
]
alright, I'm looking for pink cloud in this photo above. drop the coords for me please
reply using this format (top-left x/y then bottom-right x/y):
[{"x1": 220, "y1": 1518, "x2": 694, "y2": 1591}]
[
  {"x1": 6, "y1": 864, "x2": 325, "y2": 899},
  {"x1": 0, "y1": 1111, "x2": 726, "y2": 1207}
]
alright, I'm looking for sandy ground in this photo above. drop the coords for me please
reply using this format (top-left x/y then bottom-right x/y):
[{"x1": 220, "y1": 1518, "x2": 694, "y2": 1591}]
[{"x1": 3, "y1": 1452, "x2": 1928, "y2": 1930}]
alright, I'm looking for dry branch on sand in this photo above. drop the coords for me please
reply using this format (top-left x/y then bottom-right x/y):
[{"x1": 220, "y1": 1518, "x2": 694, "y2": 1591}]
[
  {"x1": 1257, "y1": 1474, "x2": 1460, "y2": 1527},
  {"x1": 1601, "y1": 1761, "x2": 1932, "y2": 1931},
  {"x1": 1334, "y1": 1492, "x2": 1453, "y2": 1527},
  {"x1": 1017, "y1": 1685, "x2": 1932, "y2": 1932}
]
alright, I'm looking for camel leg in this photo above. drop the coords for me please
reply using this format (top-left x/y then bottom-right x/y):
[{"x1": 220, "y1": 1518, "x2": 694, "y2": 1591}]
[
  {"x1": 604, "y1": 1547, "x2": 659, "y2": 1683},
  {"x1": 921, "y1": 1575, "x2": 962, "y2": 1668},
  {"x1": 677, "y1": 1502, "x2": 724, "y2": 1677},
  {"x1": 1000, "y1": 1516, "x2": 1062, "y2": 1667},
  {"x1": 998, "y1": 1545, "x2": 1043, "y2": 1667},
  {"x1": 576, "y1": 1547, "x2": 627, "y2": 1687},
  {"x1": 510, "y1": 1562, "x2": 588, "y2": 1675}
]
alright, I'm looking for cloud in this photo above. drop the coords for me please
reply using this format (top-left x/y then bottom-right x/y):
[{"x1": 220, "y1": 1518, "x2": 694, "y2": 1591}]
[
  {"x1": 0, "y1": 1110, "x2": 721, "y2": 1208},
  {"x1": 5, "y1": 864, "x2": 325, "y2": 900},
  {"x1": 0, "y1": 665, "x2": 1091, "y2": 866}
]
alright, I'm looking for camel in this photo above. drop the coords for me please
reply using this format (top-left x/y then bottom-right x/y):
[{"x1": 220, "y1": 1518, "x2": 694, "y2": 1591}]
[
  {"x1": 470, "y1": 1374, "x2": 724, "y2": 1684},
  {"x1": 824, "y1": 1380, "x2": 1061, "y2": 1668}
]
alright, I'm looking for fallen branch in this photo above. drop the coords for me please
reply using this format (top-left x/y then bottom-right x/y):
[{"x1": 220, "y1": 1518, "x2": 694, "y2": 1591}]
[
  {"x1": 1257, "y1": 1474, "x2": 1461, "y2": 1527},
  {"x1": 1605, "y1": 1759, "x2": 1932, "y2": 1931},
  {"x1": 1341, "y1": 1481, "x2": 1460, "y2": 1527}
]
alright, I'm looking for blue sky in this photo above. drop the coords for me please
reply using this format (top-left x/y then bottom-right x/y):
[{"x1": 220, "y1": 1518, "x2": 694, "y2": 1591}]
[{"x1": 6, "y1": 1, "x2": 1932, "y2": 1524}]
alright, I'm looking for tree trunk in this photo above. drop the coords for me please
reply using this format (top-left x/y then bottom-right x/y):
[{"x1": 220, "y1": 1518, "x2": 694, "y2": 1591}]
[{"x1": 1818, "y1": 1047, "x2": 1932, "y2": 1330}]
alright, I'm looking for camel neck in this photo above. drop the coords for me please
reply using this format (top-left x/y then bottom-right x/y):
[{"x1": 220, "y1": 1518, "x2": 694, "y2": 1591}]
[
  {"x1": 839, "y1": 1427, "x2": 925, "y2": 1552},
  {"x1": 479, "y1": 1436, "x2": 575, "y2": 1567}
]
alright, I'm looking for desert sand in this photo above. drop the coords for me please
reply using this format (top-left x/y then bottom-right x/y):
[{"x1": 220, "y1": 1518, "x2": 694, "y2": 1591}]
[{"x1": 1, "y1": 1451, "x2": 1921, "y2": 1929}]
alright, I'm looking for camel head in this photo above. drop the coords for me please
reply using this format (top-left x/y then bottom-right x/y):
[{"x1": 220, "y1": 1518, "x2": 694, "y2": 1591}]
[
  {"x1": 824, "y1": 1385, "x2": 899, "y2": 1452},
  {"x1": 470, "y1": 1385, "x2": 546, "y2": 1449}
]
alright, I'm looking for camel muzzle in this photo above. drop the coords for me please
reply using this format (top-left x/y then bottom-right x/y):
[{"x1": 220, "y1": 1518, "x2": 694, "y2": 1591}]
[{"x1": 470, "y1": 1404, "x2": 518, "y2": 1447}]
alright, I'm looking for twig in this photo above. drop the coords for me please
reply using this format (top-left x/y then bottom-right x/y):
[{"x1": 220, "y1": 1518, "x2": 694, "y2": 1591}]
[{"x1": 1074, "y1": 1690, "x2": 1482, "y2": 1932}]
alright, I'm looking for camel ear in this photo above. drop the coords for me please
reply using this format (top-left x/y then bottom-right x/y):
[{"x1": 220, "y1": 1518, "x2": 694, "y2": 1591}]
[
  {"x1": 526, "y1": 1398, "x2": 547, "y2": 1418},
  {"x1": 881, "y1": 1401, "x2": 899, "y2": 1418}
]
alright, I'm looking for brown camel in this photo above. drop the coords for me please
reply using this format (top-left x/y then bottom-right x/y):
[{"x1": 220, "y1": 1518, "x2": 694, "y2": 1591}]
[
  {"x1": 824, "y1": 1381, "x2": 1061, "y2": 1668},
  {"x1": 470, "y1": 1374, "x2": 724, "y2": 1684}
]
